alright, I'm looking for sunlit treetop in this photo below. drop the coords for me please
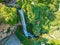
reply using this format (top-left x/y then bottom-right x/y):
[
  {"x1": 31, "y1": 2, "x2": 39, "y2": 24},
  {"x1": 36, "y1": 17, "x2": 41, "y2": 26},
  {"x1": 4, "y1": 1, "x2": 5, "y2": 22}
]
[{"x1": 0, "y1": 3, "x2": 18, "y2": 25}]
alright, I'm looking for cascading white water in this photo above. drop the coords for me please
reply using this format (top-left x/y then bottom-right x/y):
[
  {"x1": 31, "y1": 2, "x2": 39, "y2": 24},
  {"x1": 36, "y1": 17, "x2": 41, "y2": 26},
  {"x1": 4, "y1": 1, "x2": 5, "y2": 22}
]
[
  {"x1": 18, "y1": 9, "x2": 34, "y2": 38},
  {"x1": 18, "y1": 9, "x2": 28, "y2": 37}
]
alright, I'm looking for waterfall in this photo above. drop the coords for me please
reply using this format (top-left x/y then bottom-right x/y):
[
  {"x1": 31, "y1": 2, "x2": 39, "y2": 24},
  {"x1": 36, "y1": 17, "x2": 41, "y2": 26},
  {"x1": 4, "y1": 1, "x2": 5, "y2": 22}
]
[{"x1": 17, "y1": 9, "x2": 34, "y2": 38}]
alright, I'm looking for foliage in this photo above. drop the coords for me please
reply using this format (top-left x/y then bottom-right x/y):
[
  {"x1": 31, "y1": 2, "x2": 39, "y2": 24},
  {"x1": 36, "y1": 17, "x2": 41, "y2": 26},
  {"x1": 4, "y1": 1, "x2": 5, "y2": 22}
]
[
  {"x1": 21, "y1": 0, "x2": 60, "y2": 45},
  {"x1": 49, "y1": 11, "x2": 60, "y2": 31},
  {"x1": 0, "y1": 0, "x2": 8, "y2": 3},
  {"x1": 0, "y1": 0, "x2": 60, "y2": 45},
  {"x1": 42, "y1": 30, "x2": 60, "y2": 45},
  {"x1": 31, "y1": 0, "x2": 59, "y2": 11},
  {"x1": 15, "y1": 29, "x2": 34, "y2": 45},
  {"x1": 47, "y1": 39, "x2": 60, "y2": 45},
  {"x1": 22, "y1": 1, "x2": 55, "y2": 36},
  {"x1": 16, "y1": 0, "x2": 22, "y2": 8},
  {"x1": 0, "y1": 3, "x2": 18, "y2": 25}
]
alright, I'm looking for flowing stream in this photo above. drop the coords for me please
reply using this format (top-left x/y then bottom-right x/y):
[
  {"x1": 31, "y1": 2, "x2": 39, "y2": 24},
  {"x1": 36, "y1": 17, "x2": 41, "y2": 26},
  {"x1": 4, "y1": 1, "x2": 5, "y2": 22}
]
[{"x1": 18, "y1": 9, "x2": 34, "y2": 38}]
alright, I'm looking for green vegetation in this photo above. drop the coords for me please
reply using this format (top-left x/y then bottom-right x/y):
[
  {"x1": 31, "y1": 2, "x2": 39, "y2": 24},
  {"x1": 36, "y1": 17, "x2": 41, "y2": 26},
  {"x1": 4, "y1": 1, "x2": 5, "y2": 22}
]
[
  {"x1": 0, "y1": 3, "x2": 18, "y2": 25},
  {"x1": 15, "y1": 29, "x2": 34, "y2": 45},
  {"x1": 22, "y1": 2, "x2": 55, "y2": 36},
  {"x1": 0, "y1": 0, "x2": 60, "y2": 45}
]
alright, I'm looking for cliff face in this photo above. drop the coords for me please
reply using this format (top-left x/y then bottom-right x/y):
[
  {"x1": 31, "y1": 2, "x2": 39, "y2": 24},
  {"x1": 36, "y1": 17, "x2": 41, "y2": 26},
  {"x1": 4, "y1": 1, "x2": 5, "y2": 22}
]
[
  {"x1": 0, "y1": 21, "x2": 21, "y2": 43},
  {"x1": 0, "y1": 24, "x2": 10, "y2": 31},
  {"x1": 0, "y1": 24, "x2": 10, "y2": 41}
]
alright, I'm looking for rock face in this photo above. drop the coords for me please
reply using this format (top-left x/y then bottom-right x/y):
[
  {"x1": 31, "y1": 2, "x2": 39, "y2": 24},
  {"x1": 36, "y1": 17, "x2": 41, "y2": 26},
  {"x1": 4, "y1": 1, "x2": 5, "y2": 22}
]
[
  {"x1": 0, "y1": 22, "x2": 21, "y2": 42},
  {"x1": 0, "y1": 24, "x2": 10, "y2": 41},
  {"x1": 0, "y1": 24, "x2": 10, "y2": 32}
]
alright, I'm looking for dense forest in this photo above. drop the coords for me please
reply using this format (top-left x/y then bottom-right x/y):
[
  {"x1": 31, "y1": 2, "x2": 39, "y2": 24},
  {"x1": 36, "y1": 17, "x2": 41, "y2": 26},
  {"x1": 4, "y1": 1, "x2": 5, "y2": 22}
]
[{"x1": 0, "y1": 0, "x2": 60, "y2": 45}]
